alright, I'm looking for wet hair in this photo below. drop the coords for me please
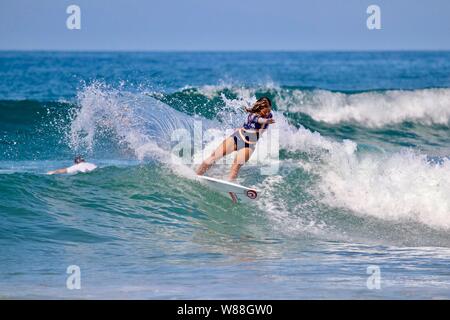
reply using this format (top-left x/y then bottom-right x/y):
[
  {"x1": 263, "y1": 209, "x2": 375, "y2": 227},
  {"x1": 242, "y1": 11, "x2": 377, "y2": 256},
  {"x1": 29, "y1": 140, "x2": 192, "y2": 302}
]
[
  {"x1": 74, "y1": 156, "x2": 85, "y2": 164},
  {"x1": 245, "y1": 97, "x2": 272, "y2": 114}
]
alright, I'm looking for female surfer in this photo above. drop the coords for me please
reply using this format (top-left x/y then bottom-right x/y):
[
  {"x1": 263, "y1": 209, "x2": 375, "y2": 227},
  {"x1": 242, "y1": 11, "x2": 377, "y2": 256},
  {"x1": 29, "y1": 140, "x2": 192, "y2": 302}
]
[{"x1": 196, "y1": 96, "x2": 275, "y2": 181}]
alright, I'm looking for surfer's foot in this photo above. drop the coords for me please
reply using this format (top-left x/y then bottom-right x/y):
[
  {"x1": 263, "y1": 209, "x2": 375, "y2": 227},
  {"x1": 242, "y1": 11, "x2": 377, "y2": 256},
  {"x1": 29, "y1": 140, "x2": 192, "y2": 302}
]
[
  {"x1": 196, "y1": 162, "x2": 211, "y2": 176},
  {"x1": 197, "y1": 155, "x2": 220, "y2": 175}
]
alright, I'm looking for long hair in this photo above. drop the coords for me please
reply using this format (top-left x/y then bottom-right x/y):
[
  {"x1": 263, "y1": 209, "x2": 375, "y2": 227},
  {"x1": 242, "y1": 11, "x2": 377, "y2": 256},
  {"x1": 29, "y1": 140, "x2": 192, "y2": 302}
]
[{"x1": 245, "y1": 97, "x2": 272, "y2": 114}]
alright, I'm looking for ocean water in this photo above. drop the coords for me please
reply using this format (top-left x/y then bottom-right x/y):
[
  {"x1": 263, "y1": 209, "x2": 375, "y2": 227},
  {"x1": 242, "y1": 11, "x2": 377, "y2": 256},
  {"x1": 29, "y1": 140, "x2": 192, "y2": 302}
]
[{"x1": 1, "y1": 51, "x2": 450, "y2": 299}]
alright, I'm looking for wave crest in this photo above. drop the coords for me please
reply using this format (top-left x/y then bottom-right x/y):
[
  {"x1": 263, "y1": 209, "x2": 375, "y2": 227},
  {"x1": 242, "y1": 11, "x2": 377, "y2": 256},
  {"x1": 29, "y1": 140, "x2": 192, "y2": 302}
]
[{"x1": 280, "y1": 88, "x2": 450, "y2": 127}]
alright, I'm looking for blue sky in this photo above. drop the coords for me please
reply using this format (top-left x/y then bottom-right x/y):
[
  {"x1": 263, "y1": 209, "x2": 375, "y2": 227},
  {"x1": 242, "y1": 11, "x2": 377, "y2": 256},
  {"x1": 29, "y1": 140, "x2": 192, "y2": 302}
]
[{"x1": 1, "y1": 0, "x2": 449, "y2": 50}]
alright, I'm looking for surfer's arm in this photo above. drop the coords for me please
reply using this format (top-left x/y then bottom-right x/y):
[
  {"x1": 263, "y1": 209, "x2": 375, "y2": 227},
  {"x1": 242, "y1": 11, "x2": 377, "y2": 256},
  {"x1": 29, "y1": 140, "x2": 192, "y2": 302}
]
[
  {"x1": 47, "y1": 168, "x2": 68, "y2": 175},
  {"x1": 257, "y1": 117, "x2": 275, "y2": 125}
]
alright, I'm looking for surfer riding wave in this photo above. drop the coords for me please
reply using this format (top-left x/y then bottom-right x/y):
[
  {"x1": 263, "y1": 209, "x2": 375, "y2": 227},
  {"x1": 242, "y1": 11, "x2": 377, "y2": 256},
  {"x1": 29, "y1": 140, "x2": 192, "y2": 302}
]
[{"x1": 196, "y1": 97, "x2": 275, "y2": 180}]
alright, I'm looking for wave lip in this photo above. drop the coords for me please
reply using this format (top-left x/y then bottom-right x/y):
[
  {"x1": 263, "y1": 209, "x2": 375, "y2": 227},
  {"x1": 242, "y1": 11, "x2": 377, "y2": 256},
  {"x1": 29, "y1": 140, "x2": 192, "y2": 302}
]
[{"x1": 285, "y1": 88, "x2": 450, "y2": 127}]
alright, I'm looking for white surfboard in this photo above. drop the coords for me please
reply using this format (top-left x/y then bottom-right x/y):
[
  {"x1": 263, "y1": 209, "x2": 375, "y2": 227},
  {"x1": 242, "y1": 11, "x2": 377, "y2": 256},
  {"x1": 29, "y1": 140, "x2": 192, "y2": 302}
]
[{"x1": 197, "y1": 175, "x2": 260, "y2": 203}]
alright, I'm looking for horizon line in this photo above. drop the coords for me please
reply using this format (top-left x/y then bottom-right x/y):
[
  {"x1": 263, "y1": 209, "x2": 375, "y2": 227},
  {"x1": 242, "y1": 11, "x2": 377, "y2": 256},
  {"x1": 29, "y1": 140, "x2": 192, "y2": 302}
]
[{"x1": 1, "y1": 48, "x2": 450, "y2": 53}]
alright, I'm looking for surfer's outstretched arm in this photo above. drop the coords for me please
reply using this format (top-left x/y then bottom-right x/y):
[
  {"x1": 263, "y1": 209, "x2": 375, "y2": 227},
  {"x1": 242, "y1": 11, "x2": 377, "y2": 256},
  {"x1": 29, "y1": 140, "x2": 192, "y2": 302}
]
[
  {"x1": 196, "y1": 136, "x2": 235, "y2": 175},
  {"x1": 47, "y1": 168, "x2": 68, "y2": 175},
  {"x1": 258, "y1": 117, "x2": 275, "y2": 125}
]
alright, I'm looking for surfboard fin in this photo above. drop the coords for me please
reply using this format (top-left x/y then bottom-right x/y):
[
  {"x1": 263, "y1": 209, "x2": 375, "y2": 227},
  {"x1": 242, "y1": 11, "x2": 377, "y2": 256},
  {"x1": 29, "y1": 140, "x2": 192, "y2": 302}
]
[{"x1": 228, "y1": 192, "x2": 238, "y2": 204}]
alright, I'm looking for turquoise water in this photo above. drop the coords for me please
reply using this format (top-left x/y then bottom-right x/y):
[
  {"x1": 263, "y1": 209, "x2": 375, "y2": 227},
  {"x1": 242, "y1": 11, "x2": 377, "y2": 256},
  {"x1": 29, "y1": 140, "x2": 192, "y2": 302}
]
[{"x1": 1, "y1": 51, "x2": 450, "y2": 299}]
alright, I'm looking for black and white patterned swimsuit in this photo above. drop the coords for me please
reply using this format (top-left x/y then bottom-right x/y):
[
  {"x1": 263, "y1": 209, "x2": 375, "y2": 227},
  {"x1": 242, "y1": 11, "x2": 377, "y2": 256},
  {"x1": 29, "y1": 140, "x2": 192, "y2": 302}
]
[{"x1": 231, "y1": 112, "x2": 273, "y2": 151}]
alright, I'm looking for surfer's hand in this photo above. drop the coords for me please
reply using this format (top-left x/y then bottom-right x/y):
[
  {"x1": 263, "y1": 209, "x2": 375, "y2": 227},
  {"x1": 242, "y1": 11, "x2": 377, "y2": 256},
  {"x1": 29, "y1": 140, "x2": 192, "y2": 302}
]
[{"x1": 266, "y1": 118, "x2": 275, "y2": 124}]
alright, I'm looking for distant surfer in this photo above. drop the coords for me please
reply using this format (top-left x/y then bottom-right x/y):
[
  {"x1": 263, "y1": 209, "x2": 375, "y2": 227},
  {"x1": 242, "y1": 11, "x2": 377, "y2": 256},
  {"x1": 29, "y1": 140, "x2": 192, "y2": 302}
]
[
  {"x1": 196, "y1": 97, "x2": 275, "y2": 180},
  {"x1": 47, "y1": 156, "x2": 97, "y2": 175}
]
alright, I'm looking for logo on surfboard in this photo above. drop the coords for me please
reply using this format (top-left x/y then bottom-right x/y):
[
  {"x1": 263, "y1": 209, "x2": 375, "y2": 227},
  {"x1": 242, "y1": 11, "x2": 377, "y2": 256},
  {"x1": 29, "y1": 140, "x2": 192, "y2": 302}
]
[{"x1": 246, "y1": 190, "x2": 258, "y2": 199}]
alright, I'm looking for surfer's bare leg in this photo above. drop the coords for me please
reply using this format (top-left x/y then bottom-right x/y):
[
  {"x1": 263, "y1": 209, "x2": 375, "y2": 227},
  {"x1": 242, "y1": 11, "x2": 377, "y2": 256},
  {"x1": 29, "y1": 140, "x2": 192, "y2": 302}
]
[
  {"x1": 228, "y1": 147, "x2": 253, "y2": 181},
  {"x1": 196, "y1": 137, "x2": 235, "y2": 175}
]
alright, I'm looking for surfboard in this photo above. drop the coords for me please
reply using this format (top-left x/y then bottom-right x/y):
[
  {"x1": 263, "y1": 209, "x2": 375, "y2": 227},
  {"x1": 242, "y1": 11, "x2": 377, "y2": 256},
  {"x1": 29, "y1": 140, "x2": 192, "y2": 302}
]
[{"x1": 197, "y1": 175, "x2": 260, "y2": 203}]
